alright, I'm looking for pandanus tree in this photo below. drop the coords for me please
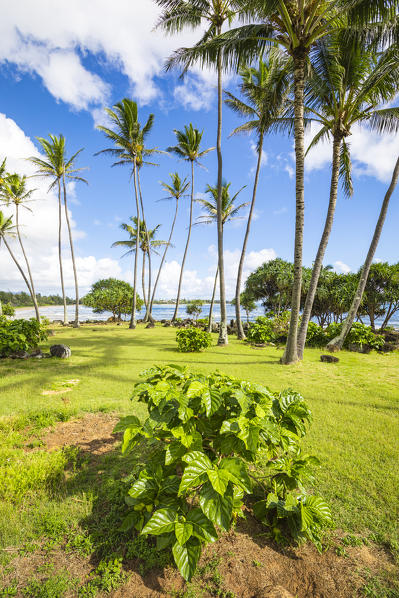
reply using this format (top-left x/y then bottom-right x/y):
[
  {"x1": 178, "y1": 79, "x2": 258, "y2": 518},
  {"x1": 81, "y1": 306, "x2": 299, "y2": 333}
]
[
  {"x1": 0, "y1": 173, "x2": 40, "y2": 321},
  {"x1": 29, "y1": 135, "x2": 86, "y2": 327},
  {"x1": 224, "y1": 50, "x2": 292, "y2": 339},
  {"x1": 156, "y1": 0, "x2": 237, "y2": 345},
  {"x1": 0, "y1": 211, "x2": 36, "y2": 301},
  {"x1": 149, "y1": 173, "x2": 190, "y2": 313},
  {"x1": 173, "y1": 0, "x2": 399, "y2": 362},
  {"x1": 112, "y1": 217, "x2": 167, "y2": 312},
  {"x1": 296, "y1": 38, "x2": 399, "y2": 358},
  {"x1": 196, "y1": 180, "x2": 248, "y2": 332},
  {"x1": 96, "y1": 99, "x2": 154, "y2": 329},
  {"x1": 167, "y1": 124, "x2": 214, "y2": 322}
]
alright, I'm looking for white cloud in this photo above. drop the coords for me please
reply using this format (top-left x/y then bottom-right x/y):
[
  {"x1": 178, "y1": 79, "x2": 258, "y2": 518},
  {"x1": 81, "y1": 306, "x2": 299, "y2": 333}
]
[
  {"x1": 304, "y1": 122, "x2": 399, "y2": 184},
  {"x1": 0, "y1": 112, "x2": 120, "y2": 295},
  {"x1": 273, "y1": 206, "x2": 287, "y2": 216},
  {"x1": 0, "y1": 0, "x2": 214, "y2": 112},
  {"x1": 334, "y1": 260, "x2": 351, "y2": 274},
  {"x1": 174, "y1": 75, "x2": 215, "y2": 111}
]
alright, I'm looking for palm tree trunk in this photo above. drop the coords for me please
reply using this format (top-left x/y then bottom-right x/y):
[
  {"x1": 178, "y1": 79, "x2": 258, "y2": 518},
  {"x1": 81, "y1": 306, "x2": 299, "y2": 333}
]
[
  {"x1": 327, "y1": 155, "x2": 399, "y2": 352},
  {"x1": 57, "y1": 179, "x2": 68, "y2": 325},
  {"x1": 130, "y1": 163, "x2": 140, "y2": 329},
  {"x1": 0, "y1": 300, "x2": 2, "y2": 317},
  {"x1": 137, "y1": 170, "x2": 154, "y2": 323},
  {"x1": 172, "y1": 161, "x2": 194, "y2": 322},
  {"x1": 62, "y1": 172, "x2": 80, "y2": 328},
  {"x1": 297, "y1": 136, "x2": 342, "y2": 359},
  {"x1": 216, "y1": 41, "x2": 228, "y2": 346},
  {"x1": 142, "y1": 249, "x2": 147, "y2": 313},
  {"x1": 281, "y1": 51, "x2": 306, "y2": 365},
  {"x1": 150, "y1": 199, "x2": 178, "y2": 314},
  {"x1": 3, "y1": 236, "x2": 34, "y2": 301},
  {"x1": 235, "y1": 130, "x2": 264, "y2": 340},
  {"x1": 207, "y1": 266, "x2": 219, "y2": 333},
  {"x1": 15, "y1": 204, "x2": 40, "y2": 322}
]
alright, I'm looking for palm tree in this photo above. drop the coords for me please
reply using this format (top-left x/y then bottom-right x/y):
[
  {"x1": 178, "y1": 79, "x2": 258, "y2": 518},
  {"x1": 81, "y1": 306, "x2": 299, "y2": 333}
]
[
  {"x1": 172, "y1": 1, "x2": 397, "y2": 362},
  {"x1": 225, "y1": 50, "x2": 292, "y2": 340},
  {"x1": 327, "y1": 156, "x2": 399, "y2": 352},
  {"x1": 0, "y1": 211, "x2": 35, "y2": 301},
  {"x1": 112, "y1": 217, "x2": 167, "y2": 312},
  {"x1": 0, "y1": 173, "x2": 40, "y2": 321},
  {"x1": 196, "y1": 180, "x2": 248, "y2": 332},
  {"x1": 29, "y1": 135, "x2": 86, "y2": 327},
  {"x1": 149, "y1": 173, "x2": 190, "y2": 313},
  {"x1": 156, "y1": 0, "x2": 237, "y2": 346},
  {"x1": 96, "y1": 99, "x2": 154, "y2": 329},
  {"x1": 296, "y1": 39, "x2": 399, "y2": 358},
  {"x1": 167, "y1": 124, "x2": 214, "y2": 322}
]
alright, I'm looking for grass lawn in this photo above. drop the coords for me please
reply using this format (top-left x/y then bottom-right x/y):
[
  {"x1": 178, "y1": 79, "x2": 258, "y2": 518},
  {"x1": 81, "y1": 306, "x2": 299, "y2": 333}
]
[{"x1": 0, "y1": 323, "x2": 398, "y2": 596}]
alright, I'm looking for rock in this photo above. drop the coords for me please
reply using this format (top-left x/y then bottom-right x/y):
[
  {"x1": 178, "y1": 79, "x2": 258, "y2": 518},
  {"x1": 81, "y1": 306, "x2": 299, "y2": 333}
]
[
  {"x1": 30, "y1": 349, "x2": 43, "y2": 358},
  {"x1": 163, "y1": 321, "x2": 171, "y2": 327},
  {"x1": 50, "y1": 344, "x2": 71, "y2": 359},
  {"x1": 10, "y1": 350, "x2": 29, "y2": 359},
  {"x1": 348, "y1": 343, "x2": 371, "y2": 354},
  {"x1": 42, "y1": 353, "x2": 52, "y2": 359},
  {"x1": 52, "y1": 319, "x2": 64, "y2": 325},
  {"x1": 160, "y1": 319, "x2": 166, "y2": 324},
  {"x1": 145, "y1": 322, "x2": 155, "y2": 329},
  {"x1": 380, "y1": 342, "x2": 398, "y2": 352},
  {"x1": 320, "y1": 354, "x2": 339, "y2": 363}
]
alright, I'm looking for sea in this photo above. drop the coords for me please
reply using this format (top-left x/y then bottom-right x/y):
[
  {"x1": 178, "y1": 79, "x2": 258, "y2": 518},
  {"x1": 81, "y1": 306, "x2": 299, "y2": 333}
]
[{"x1": 12, "y1": 304, "x2": 399, "y2": 329}]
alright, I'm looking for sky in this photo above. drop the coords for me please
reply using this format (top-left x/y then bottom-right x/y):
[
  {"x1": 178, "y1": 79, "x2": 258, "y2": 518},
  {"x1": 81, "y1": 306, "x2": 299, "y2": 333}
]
[{"x1": 0, "y1": 0, "x2": 398, "y2": 300}]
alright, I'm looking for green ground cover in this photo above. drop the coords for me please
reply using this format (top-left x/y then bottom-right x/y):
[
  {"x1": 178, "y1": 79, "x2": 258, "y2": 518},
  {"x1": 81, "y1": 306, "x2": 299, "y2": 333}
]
[{"x1": 0, "y1": 323, "x2": 398, "y2": 596}]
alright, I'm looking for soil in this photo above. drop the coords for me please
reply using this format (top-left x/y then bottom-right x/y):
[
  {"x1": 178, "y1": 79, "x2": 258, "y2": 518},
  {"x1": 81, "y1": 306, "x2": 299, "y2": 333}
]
[{"x1": 13, "y1": 415, "x2": 398, "y2": 598}]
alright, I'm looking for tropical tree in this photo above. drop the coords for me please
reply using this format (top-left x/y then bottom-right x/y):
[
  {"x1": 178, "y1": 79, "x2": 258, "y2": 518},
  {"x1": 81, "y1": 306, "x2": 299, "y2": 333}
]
[
  {"x1": 327, "y1": 156, "x2": 399, "y2": 352},
  {"x1": 0, "y1": 211, "x2": 36, "y2": 302},
  {"x1": 82, "y1": 278, "x2": 143, "y2": 321},
  {"x1": 156, "y1": 0, "x2": 237, "y2": 345},
  {"x1": 225, "y1": 50, "x2": 292, "y2": 339},
  {"x1": 167, "y1": 124, "x2": 214, "y2": 322},
  {"x1": 0, "y1": 173, "x2": 40, "y2": 321},
  {"x1": 150, "y1": 173, "x2": 190, "y2": 313},
  {"x1": 186, "y1": 299, "x2": 203, "y2": 321},
  {"x1": 29, "y1": 135, "x2": 86, "y2": 327},
  {"x1": 296, "y1": 37, "x2": 399, "y2": 358},
  {"x1": 171, "y1": 1, "x2": 398, "y2": 362},
  {"x1": 112, "y1": 217, "x2": 167, "y2": 313},
  {"x1": 96, "y1": 99, "x2": 154, "y2": 329},
  {"x1": 196, "y1": 180, "x2": 248, "y2": 332}
]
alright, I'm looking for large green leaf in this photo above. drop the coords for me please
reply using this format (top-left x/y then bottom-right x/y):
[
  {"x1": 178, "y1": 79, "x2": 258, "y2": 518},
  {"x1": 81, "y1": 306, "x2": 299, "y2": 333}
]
[
  {"x1": 121, "y1": 425, "x2": 141, "y2": 454},
  {"x1": 113, "y1": 415, "x2": 140, "y2": 433},
  {"x1": 141, "y1": 508, "x2": 177, "y2": 536},
  {"x1": 199, "y1": 482, "x2": 233, "y2": 530},
  {"x1": 128, "y1": 477, "x2": 157, "y2": 500},
  {"x1": 172, "y1": 537, "x2": 202, "y2": 581},
  {"x1": 165, "y1": 440, "x2": 186, "y2": 465},
  {"x1": 160, "y1": 475, "x2": 180, "y2": 496},
  {"x1": 179, "y1": 452, "x2": 212, "y2": 495},
  {"x1": 175, "y1": 521, "x2": 193, "y2": 546},
  {"x1": 300, "y1": 496, "x2": 332, "y2": 530},
  {"x1": 202, "y1": 387, "x2": 222, "y2": 416},
  {"x1": 156, "y1": 532, "x2": 174, "y2": 550},
  {"x1": 219, "y1": 457, "x2": 252, "y2": 493},
  {"x1": 186, "y1": 380, "x2": 205, "y2": 398},
  {"x1": 207, "y1": 468, "x2": 230, "y2": 496},
  {"x1": 186, "y1": 508, "x2": 218, "y2": 542}
]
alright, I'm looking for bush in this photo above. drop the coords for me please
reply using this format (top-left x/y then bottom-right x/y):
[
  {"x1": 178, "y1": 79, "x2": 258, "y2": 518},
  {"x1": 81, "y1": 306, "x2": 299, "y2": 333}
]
[
  {"x1": 305, "y1": 322, "x2": 328, "y2": 347},
  {"x1": 2, "y1": 303, "x2": 15, "y2": 317},
  {"x1": 0, "y1": 317, "x2": 48, "y2": 357},
  {"x1": 176, "y1": 327, "x2": 212, "y2": 352},
  {"x1": 116, "y1": 365, "x2": 331, "y2": 581},
  {"x1": 324, "y1": 322, "x2": 384, "y2": 351},
  {"x1": 246, "y1": 316, "x2": 275, "y2": 344}
]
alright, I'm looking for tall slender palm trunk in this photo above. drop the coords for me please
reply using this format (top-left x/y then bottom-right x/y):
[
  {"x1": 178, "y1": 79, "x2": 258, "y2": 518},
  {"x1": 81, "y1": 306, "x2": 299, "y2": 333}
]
[
  {"x1": 15, "y1": 204, "x2": 40, "y2": 322},
  {"x1": 62, "y1": 172, "x2": 80, "y2": 327},
  {"x1": 281, "y1": 51, "x2": 306, "y2": 365},
  {"x1": 3, "y1": 236, "x2": 34, "y2": 301},
  {"x1": 216, "y1": 42, "x2": 228, "y2": 346},
  {"x1": 57, "y1": 179, "x2": 68, "y2": 325},
  {"x1": 137, "y1": 170, "x2": 154, "y2": 323},
  {"x1": 327, "y1": 155, "x2": 399, "y2": 352},
  {"x1": 207, "y1": 266, "x2": 219, "y2": 333},
  {"x1": 130, "y1": 163, "x2": 141, "y2": 329},
  {"x1": 297, "y1": 136, "x2": 342, "y2": 359},
  {"x1": 172, "y1": 161, "x2": 194, "y2": 322},
  {"x1": 235, "y1": 131, "x2": 264, "y2": 340},
  {"x1": 150, "y1": 199, "x2": 179, "y2": 314},
  {"x1": 142, "y1": 250, "x2": 148, "y2": 313}
]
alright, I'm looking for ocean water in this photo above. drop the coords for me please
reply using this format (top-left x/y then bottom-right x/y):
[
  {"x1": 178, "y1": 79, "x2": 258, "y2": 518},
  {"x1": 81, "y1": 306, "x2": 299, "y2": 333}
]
[{"x1": 12, "y1": 303, "x2": 399, "y2": 329}]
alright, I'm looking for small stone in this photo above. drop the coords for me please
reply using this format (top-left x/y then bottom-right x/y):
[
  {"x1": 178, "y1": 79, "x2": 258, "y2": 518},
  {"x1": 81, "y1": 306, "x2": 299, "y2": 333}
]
[
  {"x1": 10, "y1": 350, "x2": 29, "y2": 359},
  {"x1": 50, "y1": 344, "x2": 71, "y2": 359},
  {"x1": 145, "y1": 322, "x2": 155, "y2": 328},
  {"x1": 320, "y1": 354, "x2": 339, "y2": 363}
]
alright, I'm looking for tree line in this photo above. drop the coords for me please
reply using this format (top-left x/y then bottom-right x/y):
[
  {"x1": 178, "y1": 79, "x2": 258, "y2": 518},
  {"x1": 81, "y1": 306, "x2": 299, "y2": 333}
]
[{"x1": 1, "y1": 1, "x2": 399, "y2": 361}]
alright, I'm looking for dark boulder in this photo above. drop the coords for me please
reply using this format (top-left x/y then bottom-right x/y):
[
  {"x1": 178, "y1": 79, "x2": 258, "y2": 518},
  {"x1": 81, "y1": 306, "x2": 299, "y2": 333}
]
[
  {"x1": 145, "y1": 322, "x2": 155, "y2": 329},
  {"x1": 50, "y1": 344, "x2": 71, "y2": 358},
  {"x1": 10, "y1": 350, "x2": 29, "y2": 359},
  {"x1": 348, "y1": 343, "x2": 371, "y2": 354},
  {"x1": 320, "y1": 354, "x2": 339, "y2": 363}
]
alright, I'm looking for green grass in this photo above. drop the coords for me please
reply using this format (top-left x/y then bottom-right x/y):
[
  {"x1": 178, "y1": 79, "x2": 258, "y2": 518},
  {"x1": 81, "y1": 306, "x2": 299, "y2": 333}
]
[{"x1": 0, "y1": 322, "x2": 398, "y2": 593}]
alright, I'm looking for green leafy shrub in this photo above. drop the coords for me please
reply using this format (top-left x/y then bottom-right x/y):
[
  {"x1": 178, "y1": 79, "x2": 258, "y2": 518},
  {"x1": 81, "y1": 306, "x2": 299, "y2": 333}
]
[
  {"x1": 2, "y1": 303, "x2": 15, "y2": 317},
  {"x1": 246, "y1": 317, "x2": 275, "y2": 344},
  {"x1": 117, "y1": 364, "x2": 331, "y2": 581},
  {"x1": 0, "y1": 317, "x2": 48, "y2": 357},
  {"x1": 325, "y1": 322, "x2": 384, "y2": 351},
  {"x1": 305, "y1": 322, "x2": 328, "y2": 347},
  {"x1": 176, "y1": 327, "x2": 212, "y2": 352}
]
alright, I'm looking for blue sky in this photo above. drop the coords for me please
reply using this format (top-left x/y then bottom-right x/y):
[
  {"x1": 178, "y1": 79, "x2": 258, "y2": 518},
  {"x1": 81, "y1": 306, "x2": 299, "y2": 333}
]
[{"x1": 0, "y1": 0, "x2": 398, "y2": 299}]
